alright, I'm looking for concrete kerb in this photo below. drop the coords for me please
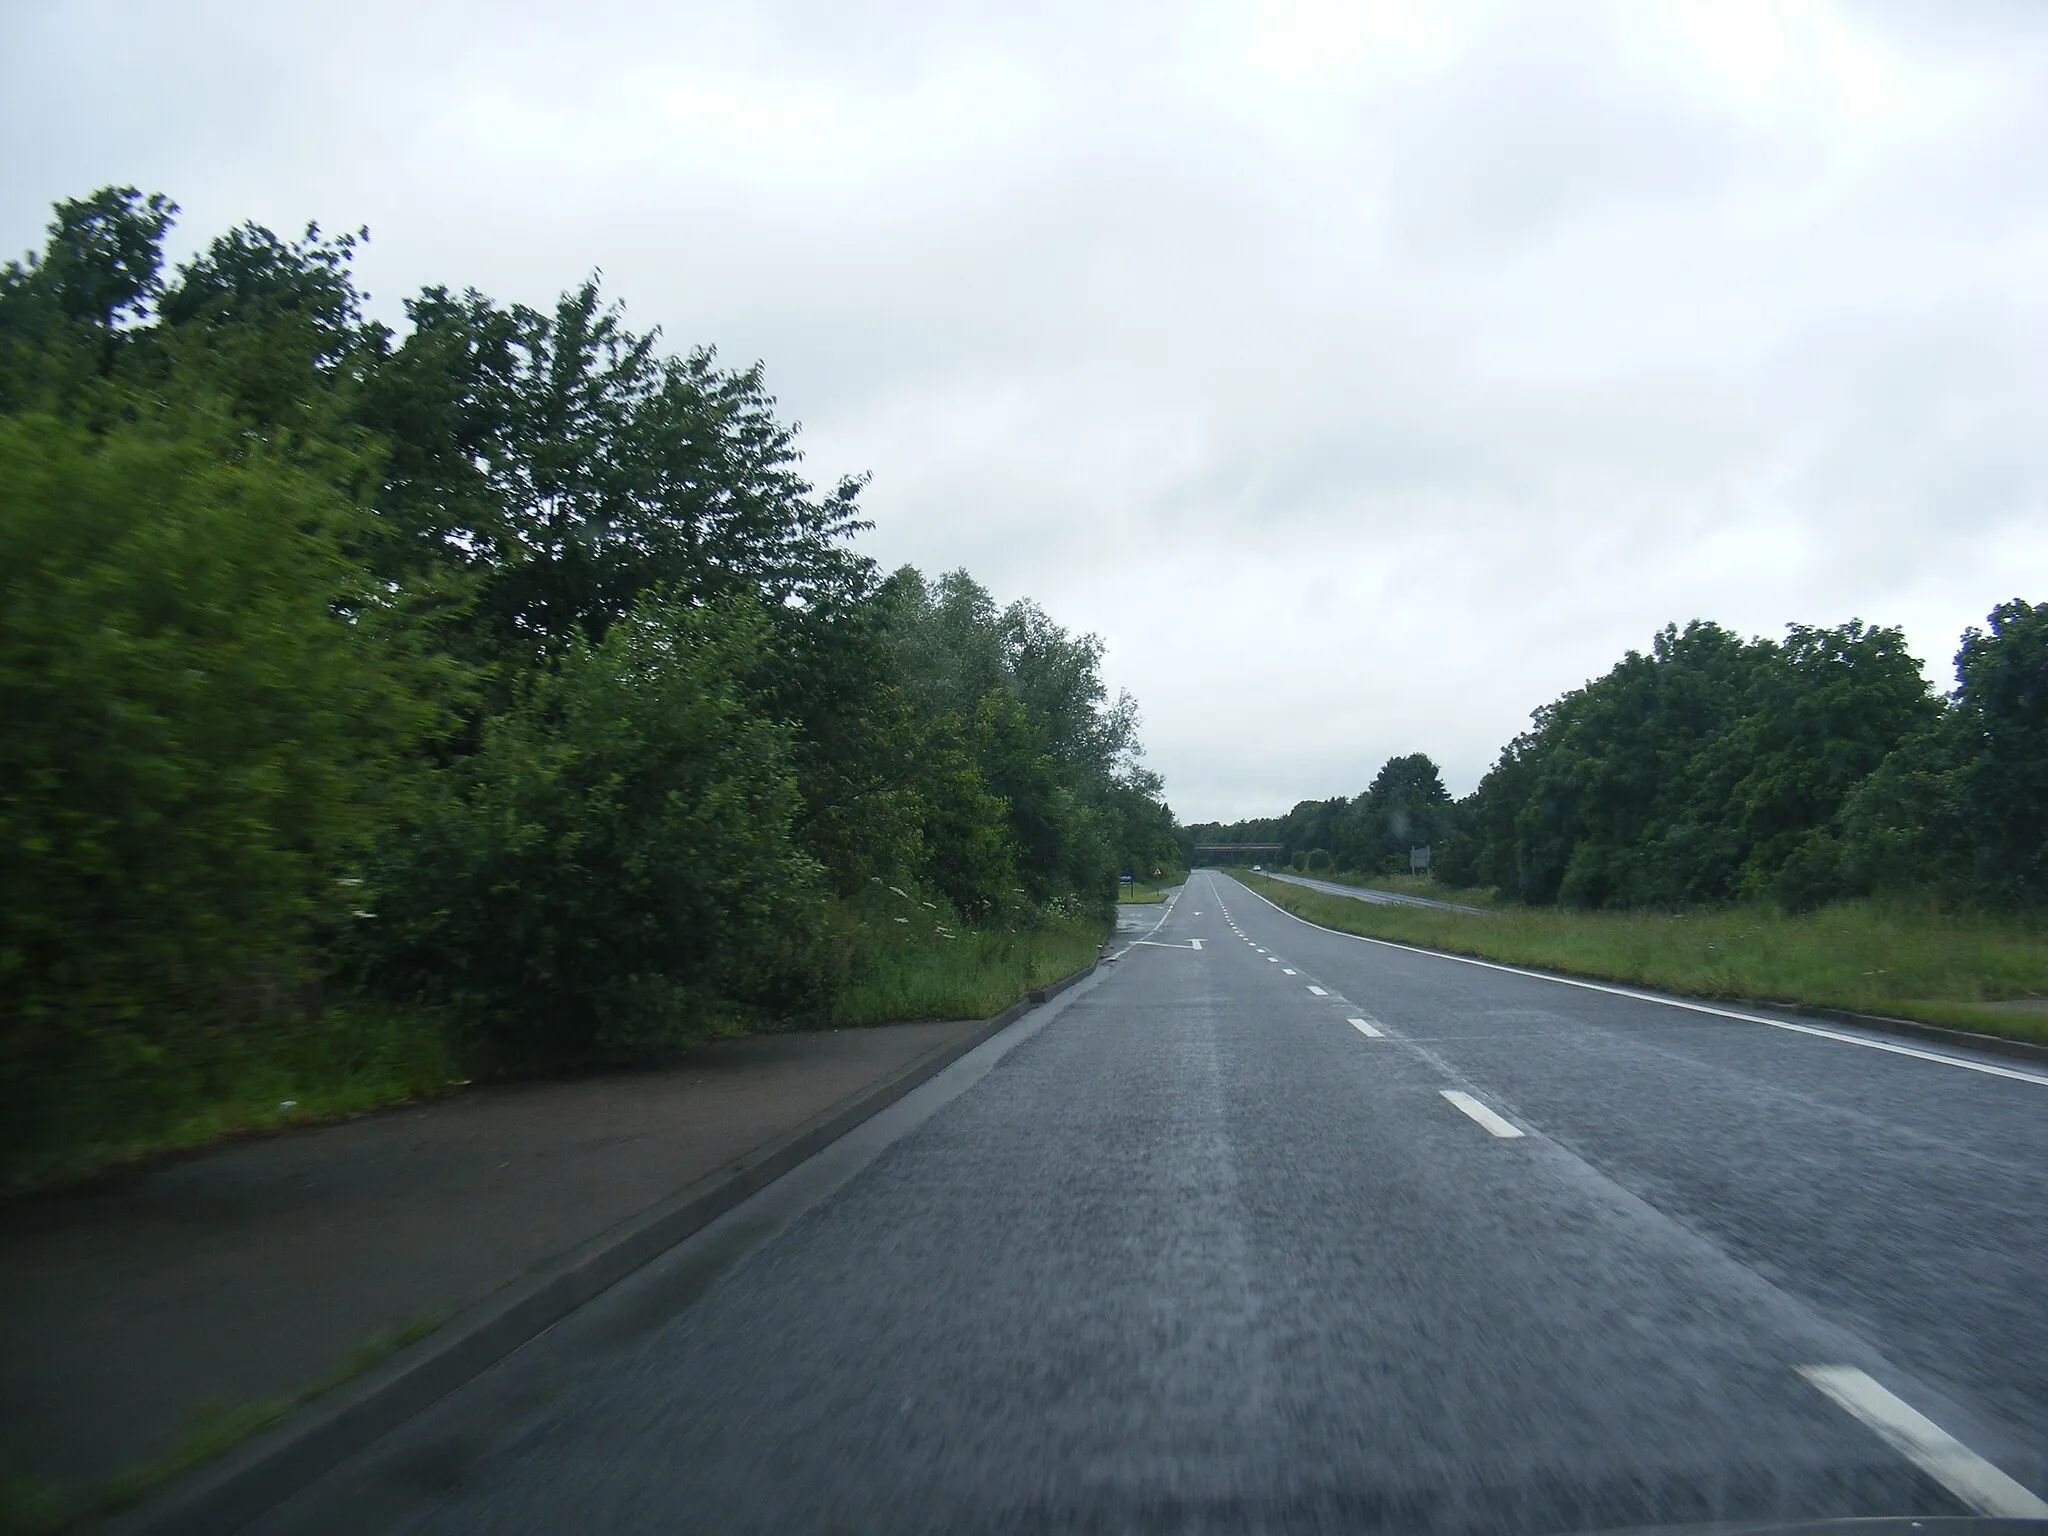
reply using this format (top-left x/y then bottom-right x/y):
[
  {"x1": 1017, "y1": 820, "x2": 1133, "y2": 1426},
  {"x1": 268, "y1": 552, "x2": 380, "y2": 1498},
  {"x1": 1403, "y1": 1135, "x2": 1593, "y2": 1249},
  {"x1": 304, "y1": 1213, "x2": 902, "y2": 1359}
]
[
  {"x1": 1221, "y1": 871, "x2": 2048, "y2": 1071},
  {"x1": 109, "y1": 961, "x2": 1098, "y2": 1536}
]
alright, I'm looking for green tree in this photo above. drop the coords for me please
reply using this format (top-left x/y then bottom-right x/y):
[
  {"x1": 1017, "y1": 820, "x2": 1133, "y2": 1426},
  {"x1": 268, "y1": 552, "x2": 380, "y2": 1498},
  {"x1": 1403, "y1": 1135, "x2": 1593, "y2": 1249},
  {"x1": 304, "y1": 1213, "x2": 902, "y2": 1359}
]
[
  {"x1": 356, "y1": 597, "x2": 824, "y2": 1062},
  {"x1": 0, "y1": 411, "x2": 436, "y2": 1153}
]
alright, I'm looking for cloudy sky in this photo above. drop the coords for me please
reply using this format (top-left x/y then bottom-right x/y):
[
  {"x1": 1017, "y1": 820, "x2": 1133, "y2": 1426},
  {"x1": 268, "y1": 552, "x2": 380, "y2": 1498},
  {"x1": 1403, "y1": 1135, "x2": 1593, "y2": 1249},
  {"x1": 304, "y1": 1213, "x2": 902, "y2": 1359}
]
[{"x1": 6, "y1": 1, "x2": 2046, "y2": 819}]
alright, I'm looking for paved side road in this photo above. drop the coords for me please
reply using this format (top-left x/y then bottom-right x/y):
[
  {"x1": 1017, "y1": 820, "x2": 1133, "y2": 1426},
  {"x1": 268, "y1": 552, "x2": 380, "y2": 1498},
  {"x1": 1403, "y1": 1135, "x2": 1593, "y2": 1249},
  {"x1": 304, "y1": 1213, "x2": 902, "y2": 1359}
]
[
  {"x1": 251, "y1": 871, "x2": 2048, "y2": 1535},
  {"x1": 1259, "y1": 867, "x2": 1490, "y2": 914}
]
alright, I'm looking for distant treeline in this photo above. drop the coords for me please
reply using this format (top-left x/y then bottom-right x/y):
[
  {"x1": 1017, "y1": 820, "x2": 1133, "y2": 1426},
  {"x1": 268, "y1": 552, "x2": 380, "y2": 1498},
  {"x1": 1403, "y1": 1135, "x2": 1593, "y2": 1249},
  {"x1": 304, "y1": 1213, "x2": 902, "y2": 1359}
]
[
  {"x1": 1187, "y1": 609, "x2": 2048, "y2": 912},
  {"x1": 0, "y1": 188, "x2": 1178, "y2": 1155}
]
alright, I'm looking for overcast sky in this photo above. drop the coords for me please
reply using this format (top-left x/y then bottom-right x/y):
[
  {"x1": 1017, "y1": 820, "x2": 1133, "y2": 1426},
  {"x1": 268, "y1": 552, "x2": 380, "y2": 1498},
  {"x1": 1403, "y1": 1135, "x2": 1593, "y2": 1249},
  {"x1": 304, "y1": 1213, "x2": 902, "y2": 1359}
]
[{"x1": 6, "y1": 1, "x2": 2046, "y2": 820}]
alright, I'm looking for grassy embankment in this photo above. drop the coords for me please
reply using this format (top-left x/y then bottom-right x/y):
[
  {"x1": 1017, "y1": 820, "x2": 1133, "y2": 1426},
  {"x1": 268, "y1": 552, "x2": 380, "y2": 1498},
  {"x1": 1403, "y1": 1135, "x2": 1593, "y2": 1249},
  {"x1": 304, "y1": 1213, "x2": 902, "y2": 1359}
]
[
  {"x1": 1231, "y1": 870, "x2": 2048, "y2": 1043},
  {"x1": 827, "y1": 886, "x2": 1106, "y2": 1024},
  {"x1": 1116, "y1": 875, "x2": 1185, "y2": 905},
  {"x1": 6, "y1": 891, "x2": 1106, "y2": 1201}
]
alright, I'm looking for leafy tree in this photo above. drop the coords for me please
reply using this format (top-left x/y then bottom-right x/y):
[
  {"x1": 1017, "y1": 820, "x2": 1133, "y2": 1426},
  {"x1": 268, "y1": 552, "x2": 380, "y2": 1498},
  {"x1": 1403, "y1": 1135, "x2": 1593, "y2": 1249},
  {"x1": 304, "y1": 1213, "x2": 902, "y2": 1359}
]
[
  {"x1": 0, "y1": 411, "x2": 436, "y2": 1150},
  {"x1": 355, "y1": 598, "x2": 824, "y2": 1062},
  {"x1": 1337, "y1": 754, "x2": 1452, "y2": 873}
]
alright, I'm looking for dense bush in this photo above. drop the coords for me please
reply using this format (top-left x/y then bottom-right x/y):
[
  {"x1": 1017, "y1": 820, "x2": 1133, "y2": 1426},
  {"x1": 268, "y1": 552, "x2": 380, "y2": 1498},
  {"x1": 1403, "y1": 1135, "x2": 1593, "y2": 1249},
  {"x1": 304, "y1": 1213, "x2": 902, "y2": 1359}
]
[{"x1": 354, "y1": 598, "x2": 827, "y2": 1064}]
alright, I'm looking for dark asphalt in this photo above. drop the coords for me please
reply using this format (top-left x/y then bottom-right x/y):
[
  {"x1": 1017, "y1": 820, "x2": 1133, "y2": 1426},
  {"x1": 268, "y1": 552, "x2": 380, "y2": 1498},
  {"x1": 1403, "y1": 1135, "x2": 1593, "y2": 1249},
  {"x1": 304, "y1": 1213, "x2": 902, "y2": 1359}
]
[{"x1": 249, "y1": 872, "x2": 2048, "y2": 1535}]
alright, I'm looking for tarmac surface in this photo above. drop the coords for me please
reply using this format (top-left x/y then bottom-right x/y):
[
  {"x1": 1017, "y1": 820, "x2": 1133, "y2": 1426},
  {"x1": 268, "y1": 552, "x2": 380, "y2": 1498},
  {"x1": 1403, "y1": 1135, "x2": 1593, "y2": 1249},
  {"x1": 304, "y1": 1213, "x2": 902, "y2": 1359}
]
[
  {"x1": 0, "y1": 1019, "x2": 982, "y2": 1499},
  {"x1": 243, "y1": 872, "x2": 2048, "y2": 1534},
  {"x1": 1259, "y1": 867, "x2": 1491, "y2": 913}
]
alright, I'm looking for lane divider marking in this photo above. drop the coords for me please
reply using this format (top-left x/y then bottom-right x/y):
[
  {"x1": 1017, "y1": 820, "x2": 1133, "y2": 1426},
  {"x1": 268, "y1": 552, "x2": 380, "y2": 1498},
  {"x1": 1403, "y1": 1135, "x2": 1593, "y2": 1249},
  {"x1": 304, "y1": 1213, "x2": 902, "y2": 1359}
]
[
  {"x1": 1226, "y1": 876, "x2": 2048, "y2": 1088},
  {"x1": 1282, "y1": 968, "x2": 1297, "y2": 975},
  {"x1": 1440, "y1": 1090, "x2": 1525, "y2": 1138},
  {"x1": 1800, "y1": 1366, "x2": 2048, "y2": 1517},
  {"x1": 1349, "y1": 1018, "x2": 1384, "y2": 1038},
  {"x1": 1307, "y1": 985, "x2": 1328, "y2": 996}
]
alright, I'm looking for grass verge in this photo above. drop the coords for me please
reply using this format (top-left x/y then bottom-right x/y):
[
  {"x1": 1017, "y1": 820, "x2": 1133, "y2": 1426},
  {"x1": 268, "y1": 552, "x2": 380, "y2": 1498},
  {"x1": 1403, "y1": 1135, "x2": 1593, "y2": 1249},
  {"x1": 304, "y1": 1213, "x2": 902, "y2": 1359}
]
[
  {"x1": 2, "y1": 1000, "x2": 462, "y2": 1203},
  {"x1": 0, "y1": 1310, "x2": 447, "y2": 1536},
  {"x1": 1233, "y1": 871, "x2": 2048, "y2": 1044},
  {"x1": 6, "y1": 890, "x2": 1111, "y2": 1200},
  {"x1": 830, "y1": 889, "x2": 1104, "y2": 1025},
  {"x1": 1118, "y1": 879, "x2": 1178, "y2": 904}
]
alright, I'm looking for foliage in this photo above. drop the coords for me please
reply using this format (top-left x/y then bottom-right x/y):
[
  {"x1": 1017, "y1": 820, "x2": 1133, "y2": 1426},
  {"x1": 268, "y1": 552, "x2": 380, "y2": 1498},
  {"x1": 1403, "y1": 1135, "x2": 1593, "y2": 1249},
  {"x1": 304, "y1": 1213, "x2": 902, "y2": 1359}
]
[
  {"x1": 1200, "y1": 606, "x2": 2048, "y2": 919},
  {"x1": 0, "y1": 412, "x2": 441, "y2": 1176},
  {"x1": 1, "y1": 185, "x2": 1170, "y2": 1184},
  {"x1": 354, "y1": 598, "x2": 825, "y2": 1063}
]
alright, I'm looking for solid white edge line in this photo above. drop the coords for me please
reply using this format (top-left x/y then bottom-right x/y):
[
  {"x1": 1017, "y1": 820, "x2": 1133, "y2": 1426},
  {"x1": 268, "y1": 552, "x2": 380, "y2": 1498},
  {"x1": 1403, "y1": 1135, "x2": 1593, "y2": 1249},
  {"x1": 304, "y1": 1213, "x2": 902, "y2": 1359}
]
[
  {"x1": 1307, "y1": 985, "x2": 1328, "y2": 996},
  {"x1": 1348, "y1": 1018, "x2": 1384, "y2": 1038},
  {"x1": 1225, "y1": 875, "x2": 2048, "y2": 1088},
  {"x1": 1800, "y1": 1366, "x2": 2048, "y2": 1517},
  {"x1": 1440, "y1": 1089, "x2": 1525, "y2": 1138}
]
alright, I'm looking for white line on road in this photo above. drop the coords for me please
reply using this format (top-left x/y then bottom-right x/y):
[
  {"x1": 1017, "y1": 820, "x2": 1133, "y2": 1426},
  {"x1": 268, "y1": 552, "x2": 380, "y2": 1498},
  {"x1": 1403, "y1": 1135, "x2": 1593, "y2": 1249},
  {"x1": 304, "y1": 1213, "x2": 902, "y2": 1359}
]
[
  {"x1": 1307, "y1": 985, "x2": 1328, "y2": 996},
  {"x1": 1227, "y1": 877, "x2": 2048, "y2": 1088},
  {"x1": 1282, "y1": 968, "x2": 1297, "y2": 975},
  {"x1": 1349, "y1": 1018, "x2": 1384, "y2": 1038},
  {"x1": 1440, "y1": 1090, "x2": 1525, "y2": 1138},
  {"x1": 1191, "y1": 939, "x2": 1203, "y2": 950},
  {"x1": 1800, "y1": 1366, "x2": 2048, "y2": 1517},
  {"x1": 1267, "y1": 957, "x2": 1279, "y2": 963}
]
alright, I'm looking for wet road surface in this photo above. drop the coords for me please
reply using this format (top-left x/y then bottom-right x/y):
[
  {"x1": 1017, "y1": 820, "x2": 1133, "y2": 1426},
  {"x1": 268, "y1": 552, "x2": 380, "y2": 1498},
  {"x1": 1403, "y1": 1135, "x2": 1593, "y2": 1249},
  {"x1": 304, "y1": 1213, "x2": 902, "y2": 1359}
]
[{"x1": 252, "y1": 871, "x2": 2048, "y2": 1535}]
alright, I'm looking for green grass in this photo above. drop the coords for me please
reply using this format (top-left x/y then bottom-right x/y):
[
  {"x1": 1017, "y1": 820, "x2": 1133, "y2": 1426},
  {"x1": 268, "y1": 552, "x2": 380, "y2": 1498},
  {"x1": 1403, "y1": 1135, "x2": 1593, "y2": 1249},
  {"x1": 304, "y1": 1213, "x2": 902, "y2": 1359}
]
[
  {"x1": 3, "y1": 1000, "x2": 462, "y2": 1202},
  {"x1": 6, "y1": 887, "x2": 1112, "y2": 1199},
  {"x1": 1233, "y1": 871, "x2": 2048, "y2": 1044},
  {"x1": 0, "y1": 1309, "x2": 448, "y2": 1536},
  {"x1": 832, "y1": 910, "x2": 1104, "y2": 1025}
]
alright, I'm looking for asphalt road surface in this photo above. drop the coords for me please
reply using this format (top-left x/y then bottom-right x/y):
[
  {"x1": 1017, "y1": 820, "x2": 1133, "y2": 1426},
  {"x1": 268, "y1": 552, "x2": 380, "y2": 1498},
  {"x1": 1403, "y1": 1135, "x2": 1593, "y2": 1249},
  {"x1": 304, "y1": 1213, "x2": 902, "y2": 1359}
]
[
  {"x1": 1258, "y1": 869, "x2": 1490, "y2": 914},
  {"x1": 253, "y1": 871, "x2": 2048, "y2": 1535}
]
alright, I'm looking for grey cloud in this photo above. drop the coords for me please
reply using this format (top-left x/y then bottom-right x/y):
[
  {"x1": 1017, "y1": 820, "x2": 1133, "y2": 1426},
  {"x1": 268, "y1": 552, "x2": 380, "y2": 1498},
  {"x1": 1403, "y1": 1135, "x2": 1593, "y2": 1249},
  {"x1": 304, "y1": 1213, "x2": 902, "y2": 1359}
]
[{"x1": 4, "y1": 0, "x2": 2046, "y2": 817}]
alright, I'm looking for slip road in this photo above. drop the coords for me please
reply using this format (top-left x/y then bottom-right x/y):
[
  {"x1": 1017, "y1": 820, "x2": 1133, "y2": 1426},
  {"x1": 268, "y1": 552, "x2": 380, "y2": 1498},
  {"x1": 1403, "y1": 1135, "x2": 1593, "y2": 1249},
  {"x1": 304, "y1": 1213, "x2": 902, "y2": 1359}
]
[{"x1": 254, "y1": 871, "x2": 2048, "y2": 1535}]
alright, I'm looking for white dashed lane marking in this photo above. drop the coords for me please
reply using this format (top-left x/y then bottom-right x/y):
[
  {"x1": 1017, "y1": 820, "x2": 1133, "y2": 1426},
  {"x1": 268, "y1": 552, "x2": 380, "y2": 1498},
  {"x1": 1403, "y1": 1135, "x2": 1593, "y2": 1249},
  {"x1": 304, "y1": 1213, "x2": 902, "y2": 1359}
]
[
  {"x1": 1348, "y1": 1018, "x2": 1383, "y2": 1038},
  {"x1": 1801, "y1": 1367, "x2": 2048, "y2": 1517},
  {"x1": 1306, "y1": 985, "x2": 1327, "y2": 996},
  {"x1": 1440, "y1": 1090, "x2": 1525, "y2": 1139}
]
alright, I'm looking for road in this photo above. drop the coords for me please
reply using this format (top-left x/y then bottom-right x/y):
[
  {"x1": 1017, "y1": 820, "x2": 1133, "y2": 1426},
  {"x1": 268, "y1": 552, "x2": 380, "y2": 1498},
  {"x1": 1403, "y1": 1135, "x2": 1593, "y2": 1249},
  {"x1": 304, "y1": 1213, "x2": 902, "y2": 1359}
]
[
  {"x1": 253, "y1": 870, "x2": 2048, "y2": 1535},
  {"x1": 1259, "y1": 867, "x2": 1490, "y2": 914}
]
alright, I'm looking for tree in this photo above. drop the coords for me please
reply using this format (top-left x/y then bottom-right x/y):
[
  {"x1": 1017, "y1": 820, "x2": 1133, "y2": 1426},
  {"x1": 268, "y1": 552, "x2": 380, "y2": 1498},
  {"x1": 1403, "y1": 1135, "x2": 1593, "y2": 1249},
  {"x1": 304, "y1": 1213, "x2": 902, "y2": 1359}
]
[
  {"x1": 0, "y1": 411, "x2": 436, "y2": 1153},
  {"x1": 355, "y1": 598, "x2": 824, "y2": 1061}
]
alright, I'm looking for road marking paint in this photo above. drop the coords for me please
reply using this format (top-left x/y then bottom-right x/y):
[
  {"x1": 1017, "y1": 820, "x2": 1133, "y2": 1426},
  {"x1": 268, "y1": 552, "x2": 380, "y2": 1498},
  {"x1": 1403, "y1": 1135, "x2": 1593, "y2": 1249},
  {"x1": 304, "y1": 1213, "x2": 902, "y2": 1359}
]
[
  {"x1": 1800, "y1": 1366, "x2": 2048, "y2": 1517},
  {"x1": 1281, "y1": 968, "x2": 1297, "y2": 975},
  {"x1": 1267, "y1": 957, "x2": 1280, "y2": 963},
  {"x1": 1440, "y1": 1090, "x2": 1524, "y2": 1138},
  {"x1": 1349, "y1": 1018, "x2": 1384, "y2": 1038},
  {"x1": 1226, "y1": 877, "x2": 2048, "y2": 1088},
  {"x1": 1191, "y1": 939, "x2": 1203, "y2": 950},
  {"x1": 1306, "y1": 984, "x2": 1328, "y2": 996}
]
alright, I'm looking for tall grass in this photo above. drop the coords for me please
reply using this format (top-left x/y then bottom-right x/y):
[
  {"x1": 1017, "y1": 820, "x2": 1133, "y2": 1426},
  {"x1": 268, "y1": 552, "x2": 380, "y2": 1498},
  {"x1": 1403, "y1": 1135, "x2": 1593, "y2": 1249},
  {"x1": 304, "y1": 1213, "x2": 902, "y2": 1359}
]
[
  {"x1": 829, "y1": 887, "x2": 1103, "y2": 1024},
  {"x1": 3, "y1": 1000, "x2": 459, "y2": 1200},
  {"x1": 1235, "y1": 872, "x2": 2048, "y2": 1043}
]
